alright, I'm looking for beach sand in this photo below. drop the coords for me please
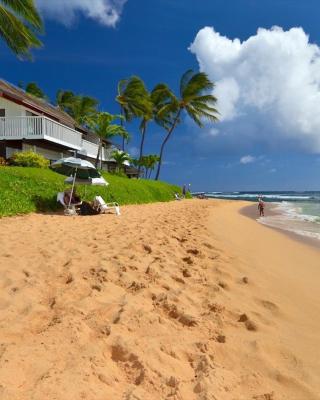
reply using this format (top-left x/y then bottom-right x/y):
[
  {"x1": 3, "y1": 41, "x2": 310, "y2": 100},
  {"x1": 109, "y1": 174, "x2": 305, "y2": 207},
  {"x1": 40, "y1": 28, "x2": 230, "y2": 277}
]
[{"x1": 0, "y1": 199, "x2": 319, "y2": 399}]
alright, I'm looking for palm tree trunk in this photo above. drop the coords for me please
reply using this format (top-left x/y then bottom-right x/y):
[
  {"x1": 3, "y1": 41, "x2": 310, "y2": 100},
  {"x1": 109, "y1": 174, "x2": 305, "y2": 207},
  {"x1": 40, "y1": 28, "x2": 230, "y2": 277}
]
[
  {"x1": 99, "y1": 143, "x2": 103, "y2": 170},
  {"x1": 148, "y1": 168, "x2": 153, "y2": 179},
  {"x1": 120, "y1": 107, "x2": 125, "y2": 151},
  {"x1": 95, "y1": 139, "x2": 102, "y2": 168},
  {"x1": 155, "y1": 109, "x2": 181, "y2": 181},
  {"x1": 138, "y1": 120, "x2": 147, "y2": 177}
]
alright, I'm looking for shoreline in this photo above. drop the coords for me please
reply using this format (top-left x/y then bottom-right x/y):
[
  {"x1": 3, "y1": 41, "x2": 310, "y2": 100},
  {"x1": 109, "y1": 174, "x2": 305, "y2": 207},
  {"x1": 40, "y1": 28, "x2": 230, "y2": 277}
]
[
  {"x1": 0, "y1": 199, "x2": 320, "y2": 399},
  {"x1": 240, "y1": 202, "x2": 320, "y2": 250}
]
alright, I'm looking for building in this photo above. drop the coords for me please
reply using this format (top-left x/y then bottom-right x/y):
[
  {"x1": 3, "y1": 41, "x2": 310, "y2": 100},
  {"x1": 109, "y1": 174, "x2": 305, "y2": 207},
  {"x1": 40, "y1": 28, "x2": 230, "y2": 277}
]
[{"x1": 0, "y1": 79, "x2": 138, "y2": 177}]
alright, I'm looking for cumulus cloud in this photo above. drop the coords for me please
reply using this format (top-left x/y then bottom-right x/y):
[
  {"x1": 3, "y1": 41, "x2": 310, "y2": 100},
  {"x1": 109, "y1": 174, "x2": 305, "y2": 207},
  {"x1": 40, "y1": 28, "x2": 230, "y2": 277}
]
[
  {"x1": 240, "y1": 155, "x2": 256, "y2": 164},
  {"x1": 36, "y1": 0, "x2": 127, "y2": 27},
  {"x1": 190, "y1": 26, "x2": 320, "y2": 152}
]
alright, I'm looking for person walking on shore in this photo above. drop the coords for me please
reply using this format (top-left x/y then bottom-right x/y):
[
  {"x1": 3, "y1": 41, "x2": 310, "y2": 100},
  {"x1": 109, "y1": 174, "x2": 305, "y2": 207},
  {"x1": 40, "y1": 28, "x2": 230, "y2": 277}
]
[{"x1": 258, "y1": 197, "x2": 265, "y2": 217}]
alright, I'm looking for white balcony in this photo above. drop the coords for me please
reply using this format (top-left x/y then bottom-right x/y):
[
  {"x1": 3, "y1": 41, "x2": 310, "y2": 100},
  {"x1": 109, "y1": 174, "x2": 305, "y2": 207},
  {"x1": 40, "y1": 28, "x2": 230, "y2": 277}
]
[
  {"x1": 0, "y1": 116, "x2": 82, "y2": 150},
  {"x1": 0, "y1": 116, "x2": 118, "y2": 163}
]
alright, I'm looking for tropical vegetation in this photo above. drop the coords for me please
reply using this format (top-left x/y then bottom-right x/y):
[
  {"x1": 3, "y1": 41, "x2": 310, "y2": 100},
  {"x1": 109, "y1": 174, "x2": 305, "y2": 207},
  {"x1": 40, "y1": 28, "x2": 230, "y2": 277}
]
[
  {"x1": 0, "y1": 166, "x2": 182, "y2": 217},
  {"x1": 56, "y1": 90, "x2": 99, "y2": 125},
  {"x1": 153, "y1": 70, "x2": 219, "y2": 179},
  {"x1": 112, "y1": 150, "x2": 131, "y2": 173},
  {"x1": 133, "y1": 154, "x2": 160, "y2": 179},
  {"x1": 10, "y1": 151, "x2": 49, "y2": 168},
  {"x1": 116, "y1": 76, "x2": 151, "y2": 152},
  {"x1": 0, "y1": 0, "x2": 43, "y2": 58},
  {"x1": 84, "y1": 112, "x2": 129, "y2": 168}
]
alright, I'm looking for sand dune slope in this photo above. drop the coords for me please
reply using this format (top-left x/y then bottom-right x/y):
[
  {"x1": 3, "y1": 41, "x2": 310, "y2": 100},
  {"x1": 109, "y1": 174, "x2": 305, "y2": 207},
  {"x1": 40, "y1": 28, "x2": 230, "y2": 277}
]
[{"x1": 0, "y1": 200, "x2": 319, "y2": 399}]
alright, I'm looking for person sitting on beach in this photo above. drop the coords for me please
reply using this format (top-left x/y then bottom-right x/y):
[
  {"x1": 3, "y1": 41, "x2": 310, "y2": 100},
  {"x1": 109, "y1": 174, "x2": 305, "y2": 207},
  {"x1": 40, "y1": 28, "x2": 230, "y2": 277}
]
[
  {"x1": 258, "y1": 199, "x2": 265, "y2": 217},
  {"x1": 63, "y1": 188, "x2": 81, "y2": 206}
]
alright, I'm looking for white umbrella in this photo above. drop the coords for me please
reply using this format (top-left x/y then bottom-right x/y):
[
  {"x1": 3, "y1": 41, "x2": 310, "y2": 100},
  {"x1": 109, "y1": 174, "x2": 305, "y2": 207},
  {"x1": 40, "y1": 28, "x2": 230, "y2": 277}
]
[{"x1": 50, "y1": 157, "x2": 104, "y2": 209}]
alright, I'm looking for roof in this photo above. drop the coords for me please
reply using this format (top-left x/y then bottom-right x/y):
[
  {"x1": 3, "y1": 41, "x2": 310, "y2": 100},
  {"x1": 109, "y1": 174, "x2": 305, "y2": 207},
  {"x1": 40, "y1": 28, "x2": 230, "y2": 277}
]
[{"x1": 0, "y1": 79, "x2": 76, "y2": 128}]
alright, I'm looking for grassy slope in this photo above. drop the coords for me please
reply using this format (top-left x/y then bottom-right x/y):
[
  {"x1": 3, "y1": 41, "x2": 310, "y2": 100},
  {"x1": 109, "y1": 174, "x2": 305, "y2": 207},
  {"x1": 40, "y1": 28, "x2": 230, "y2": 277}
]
[{"x1": 0, "y1": 167, "x2": 182, "y2": 217}]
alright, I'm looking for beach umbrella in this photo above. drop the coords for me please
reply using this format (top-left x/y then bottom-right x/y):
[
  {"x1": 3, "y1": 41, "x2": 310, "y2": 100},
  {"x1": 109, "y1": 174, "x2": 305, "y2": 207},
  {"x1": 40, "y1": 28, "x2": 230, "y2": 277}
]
[
  {"x1": 64, "y1": 176, "x2": 108, "y2": 186},
  {"x1": 50, "y1": 157, "x2": 104, "y2": 208}
]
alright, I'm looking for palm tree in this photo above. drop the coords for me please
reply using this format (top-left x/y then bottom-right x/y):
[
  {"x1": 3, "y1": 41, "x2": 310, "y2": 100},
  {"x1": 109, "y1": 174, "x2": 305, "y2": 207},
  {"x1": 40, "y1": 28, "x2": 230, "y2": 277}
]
[
  {"x1": 25, "y1": 82, "x2": 46, "y2": 99},
  {"x1": 0, "y1": 0, "x2": 43, "y2": 58},
  {"x1": 136, "y1": 83, "x2": 171, "y2": 177},
  {"x1": 85, "y1": 112, "x2": 129, "y2": 168},
  {"x1": 112, "y1": 150, "x2": 131, "y2": 173},
  {"x1": 139, "y1": 154, "x2": 160, "y2": 179},
  {"x1": 154, "y1": 70, "x2": 219, "y2": 180},
  {"x1": 57, "y1": 90, "x2": 99, "y2": 125},
  {"x1": 116, "y1": 76, "x2": 152, "y2": 153}
]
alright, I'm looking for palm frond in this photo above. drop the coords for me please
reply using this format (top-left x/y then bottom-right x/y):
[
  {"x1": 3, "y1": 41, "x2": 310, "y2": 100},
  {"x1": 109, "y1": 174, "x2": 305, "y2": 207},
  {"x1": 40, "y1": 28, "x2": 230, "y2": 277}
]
[
  {"x1": 182, "y1": 72, "x2": 214, "y2": 99},
  {"x1": 180, "y1": 69, "x2": 194, "y2": 97},
  {"x1": 1, "y1": 0, "x2": 43, "y2": 29},
  {"x1": 185, "y1": 105, "x2": 203, "y2": 127},
  {"x1": 0, "y1": 6, "x2": 41, "y2": 58}
]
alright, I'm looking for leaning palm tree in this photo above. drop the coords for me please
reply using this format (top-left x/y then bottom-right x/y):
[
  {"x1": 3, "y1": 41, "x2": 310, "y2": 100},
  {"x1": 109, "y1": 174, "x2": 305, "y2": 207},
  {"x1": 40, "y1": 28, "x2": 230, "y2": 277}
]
[
  {"x1": 154, "y1": 70, "x2": 219, "y2": 180},
  {"x1": 112, "y1": 150, "x2": 131, "y2": 173},
  {"x1": 136, "y1": 83, "x2": 173, "y2": 176},
  {"x1": 116, "y1": 76, "x2": 152, "y2": 152},
  {"x1": 0, "y1": 0, "x2": 43, "y2": 58},
  {"x1": 85, "y1": 112, "x2": 129, "y2": 169}
]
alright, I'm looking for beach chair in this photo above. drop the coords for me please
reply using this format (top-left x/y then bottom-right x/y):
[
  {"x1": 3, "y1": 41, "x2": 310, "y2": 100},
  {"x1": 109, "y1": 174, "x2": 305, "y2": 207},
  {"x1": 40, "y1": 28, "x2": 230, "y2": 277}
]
[
  {"x1": 174, "y1": 193, "x2": 183, "y2": 201},
  {"x1": 93, "y1": 195, "x2": 120, "y2": 216},
  {"x1": 57, "y1": 192, "x2": 82, "y2": 215}
]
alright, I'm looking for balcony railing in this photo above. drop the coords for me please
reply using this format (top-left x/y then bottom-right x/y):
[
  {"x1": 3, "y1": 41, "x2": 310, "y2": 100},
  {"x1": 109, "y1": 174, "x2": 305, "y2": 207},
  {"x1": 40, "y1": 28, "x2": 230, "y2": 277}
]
[
  {"x1": 0, "y1": 116, "x2": 83, "y2": 149},
  {"x1": 78, "y1": 140, "x2": 116, "y2": 162},
  {"x1": 0, "y1": 116, "x2": 119, "y2": 163}
]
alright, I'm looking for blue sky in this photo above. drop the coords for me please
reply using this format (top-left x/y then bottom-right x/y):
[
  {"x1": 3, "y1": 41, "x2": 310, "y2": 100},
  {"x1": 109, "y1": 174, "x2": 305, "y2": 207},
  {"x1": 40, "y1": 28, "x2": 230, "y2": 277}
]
[{"x1": 1, "y1": 0, "x2": 320, "y2": 191}]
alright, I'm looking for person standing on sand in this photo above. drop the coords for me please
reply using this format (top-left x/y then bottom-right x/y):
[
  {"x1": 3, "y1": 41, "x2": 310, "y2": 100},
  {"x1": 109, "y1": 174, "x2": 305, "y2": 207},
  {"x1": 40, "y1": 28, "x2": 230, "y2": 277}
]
[{"x1": 258, "y1": 198, "x2": 265, "y2": 217}]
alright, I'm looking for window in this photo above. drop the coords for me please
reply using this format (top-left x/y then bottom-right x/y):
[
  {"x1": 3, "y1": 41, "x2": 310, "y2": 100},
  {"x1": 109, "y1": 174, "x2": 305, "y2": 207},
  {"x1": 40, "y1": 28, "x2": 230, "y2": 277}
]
[{"x1": 0, "y1": 109, "x2": 5, "y2": 117}]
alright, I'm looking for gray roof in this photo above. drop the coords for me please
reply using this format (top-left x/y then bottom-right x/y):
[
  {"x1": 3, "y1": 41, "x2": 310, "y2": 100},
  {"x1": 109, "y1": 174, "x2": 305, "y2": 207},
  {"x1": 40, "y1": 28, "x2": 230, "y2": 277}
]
[{"x1": 0, "y1": 79, "x2": 76, "y2": 128}]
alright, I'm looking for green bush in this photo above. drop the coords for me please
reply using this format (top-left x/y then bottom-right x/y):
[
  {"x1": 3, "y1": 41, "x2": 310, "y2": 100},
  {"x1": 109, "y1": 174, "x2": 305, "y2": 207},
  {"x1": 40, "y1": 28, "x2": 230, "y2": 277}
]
[{"x1": 11, "y1": 151, "x2": 49, "y2": 168}]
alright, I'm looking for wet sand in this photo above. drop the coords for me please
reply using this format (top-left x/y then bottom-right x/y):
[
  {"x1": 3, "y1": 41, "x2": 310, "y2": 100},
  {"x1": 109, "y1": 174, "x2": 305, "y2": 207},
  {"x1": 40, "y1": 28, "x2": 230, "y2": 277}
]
[
  {"x1": 0, "y1": 199, "x2": 319, "y2": 399},
  {"x1": 241, "y1": 202, "x2": 320, "y2": 249}
]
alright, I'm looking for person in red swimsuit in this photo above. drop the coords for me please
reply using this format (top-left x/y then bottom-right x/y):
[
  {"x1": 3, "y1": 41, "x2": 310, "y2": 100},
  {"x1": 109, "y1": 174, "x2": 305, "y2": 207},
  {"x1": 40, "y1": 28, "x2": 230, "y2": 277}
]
[{"x1": 258, "y1": 198, "x2": 265, "y2": 217}]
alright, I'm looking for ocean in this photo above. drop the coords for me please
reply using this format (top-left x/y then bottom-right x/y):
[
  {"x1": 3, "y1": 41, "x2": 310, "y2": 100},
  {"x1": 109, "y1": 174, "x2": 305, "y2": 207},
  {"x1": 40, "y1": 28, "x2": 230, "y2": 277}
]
[{"x1": 203, "y1": 191, "x2": 320, "y2": 242}]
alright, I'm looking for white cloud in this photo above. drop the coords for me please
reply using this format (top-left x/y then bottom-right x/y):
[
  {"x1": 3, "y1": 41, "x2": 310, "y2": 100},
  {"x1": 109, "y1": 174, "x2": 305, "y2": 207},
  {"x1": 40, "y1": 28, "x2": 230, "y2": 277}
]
[
  {"x1": 240, "y1": 155, "x2": 256, "y2": 164},
  {"x1": 36, "y1": 0, "x2": 127, "y2": 27},
  {"x1": 190, "y1": 26, "x2": 320, "y2": 152}
]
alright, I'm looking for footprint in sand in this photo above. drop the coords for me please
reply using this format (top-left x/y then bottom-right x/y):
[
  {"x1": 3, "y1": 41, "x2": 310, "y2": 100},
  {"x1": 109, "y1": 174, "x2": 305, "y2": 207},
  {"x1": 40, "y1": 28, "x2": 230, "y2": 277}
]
[
  {"x1": 182, "y1": 256, "x2": 193, "y2": 265},
  {"x1": 187, "y1": 248, "x2": 200, "y2": 256},
  {"x1": 110, "y1": 339, "x2": 145, "y2": 386},
  {"x1": 238, "y1": 313, "x2": 258, "y2": 331},
  {"x1": 258, "y1": 299, "x2": 280, "y2": 315},
  {"x1": 253, "y1": 393, "x2": 274, "y2": 400}
]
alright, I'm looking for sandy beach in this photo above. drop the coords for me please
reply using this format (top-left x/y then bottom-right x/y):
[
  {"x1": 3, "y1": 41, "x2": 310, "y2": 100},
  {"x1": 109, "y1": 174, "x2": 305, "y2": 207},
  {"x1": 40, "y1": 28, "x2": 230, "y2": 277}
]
[{"x1": 0, "y1": 199, "x2": 320, "y2": 399}]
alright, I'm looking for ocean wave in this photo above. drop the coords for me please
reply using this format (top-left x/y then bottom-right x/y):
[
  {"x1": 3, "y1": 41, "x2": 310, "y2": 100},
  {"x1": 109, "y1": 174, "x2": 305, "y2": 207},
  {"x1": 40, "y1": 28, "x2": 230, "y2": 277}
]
[
  {"x1": 206, "y1": 193, "x2": 312, "y2": 200},
  {"x1": 273, "y1": 202, "x2": 320, "y2": 224},
  {"x1": 258, "y1": 216, "x2": 320, "y2": 241}
]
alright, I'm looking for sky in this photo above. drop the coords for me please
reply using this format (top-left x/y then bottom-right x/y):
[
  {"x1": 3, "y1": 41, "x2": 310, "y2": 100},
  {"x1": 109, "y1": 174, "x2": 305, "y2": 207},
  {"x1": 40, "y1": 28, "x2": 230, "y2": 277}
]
[{"x1": 1, "y1": 0, "x2": 320, "y2": 191}]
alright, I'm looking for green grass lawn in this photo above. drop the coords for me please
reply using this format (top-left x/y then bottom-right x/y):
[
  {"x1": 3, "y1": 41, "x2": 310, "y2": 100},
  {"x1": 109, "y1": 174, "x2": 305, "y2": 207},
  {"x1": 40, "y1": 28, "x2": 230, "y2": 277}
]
[{"x1": 0, "y1": 167, "x2": 182, "y2": 217}]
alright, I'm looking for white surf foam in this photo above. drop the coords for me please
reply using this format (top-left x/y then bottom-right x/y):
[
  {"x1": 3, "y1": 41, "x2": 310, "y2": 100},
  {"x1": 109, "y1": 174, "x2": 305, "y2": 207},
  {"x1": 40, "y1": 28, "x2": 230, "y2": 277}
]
[{"x1": 258, "y1": 202, "x2": 320, "y2": 241}]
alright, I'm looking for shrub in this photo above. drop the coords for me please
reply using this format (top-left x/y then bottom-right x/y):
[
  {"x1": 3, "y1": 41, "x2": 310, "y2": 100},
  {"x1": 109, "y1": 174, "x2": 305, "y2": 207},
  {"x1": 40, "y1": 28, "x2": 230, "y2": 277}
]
[
  {"x1": 11, "y1": 151, "x2": 49, "y2": 168},
  {"x1": 0, "y1": 156, "x2": 6, "y2": 166}
]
